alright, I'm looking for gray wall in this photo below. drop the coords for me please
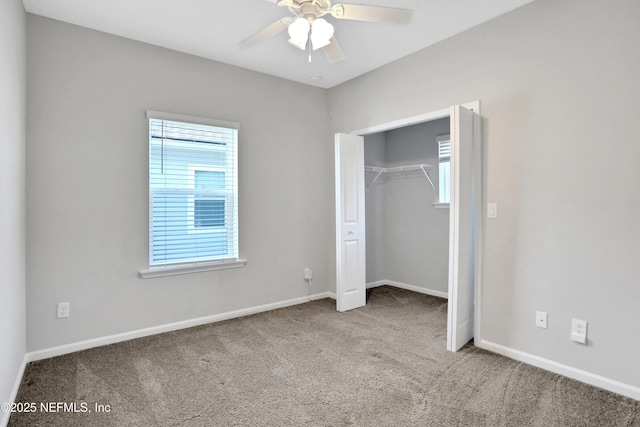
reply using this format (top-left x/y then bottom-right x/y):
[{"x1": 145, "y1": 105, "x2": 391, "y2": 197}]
[
  {"x1": 26, "y1": 15, "x2": 333, "y2": 351},
  {"x1": 329, "y1": 0, "x2": 640, "y2": 389},
  {"x1": 0, "y1": 0, "x2": 26, "y2": 418},
  {"x1": 365, "y1": 119, "x2": 450, "y2": 295}
]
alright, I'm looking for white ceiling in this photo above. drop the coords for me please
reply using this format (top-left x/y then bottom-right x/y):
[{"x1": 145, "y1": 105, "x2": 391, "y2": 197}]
[{"x1": 22, "y1": 0, "x2": 534, "y2": 89}]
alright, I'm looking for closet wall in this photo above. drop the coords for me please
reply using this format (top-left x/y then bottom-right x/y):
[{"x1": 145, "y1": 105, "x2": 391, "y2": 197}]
[{"x1": 365, "y1": 117, "x2": 450, "y2": 296}]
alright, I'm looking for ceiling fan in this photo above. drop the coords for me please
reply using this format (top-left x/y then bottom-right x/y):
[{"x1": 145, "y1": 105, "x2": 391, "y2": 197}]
[{"x1": 240, "y1": 0, "x2": 413, "y2": 64}]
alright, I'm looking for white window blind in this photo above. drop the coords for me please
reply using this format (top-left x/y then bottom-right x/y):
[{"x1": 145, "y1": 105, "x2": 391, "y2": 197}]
[
  {"x1": 147, "y1": 111, "x2": 239, "y2": 268},
  {"x1": 437, "y1": 135, "x2": 451, "y2": 204}
]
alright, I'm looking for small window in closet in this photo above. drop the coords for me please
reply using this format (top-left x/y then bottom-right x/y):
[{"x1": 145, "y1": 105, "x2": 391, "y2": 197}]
[{"x1": 437, "y1": 134, "x2": 451, "y2": 204}]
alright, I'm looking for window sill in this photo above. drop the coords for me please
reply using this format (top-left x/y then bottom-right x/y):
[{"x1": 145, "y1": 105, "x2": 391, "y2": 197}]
[
  {"x1": 139, "y1": 259, "x2": 247, "y2": 279},
  {"x1": 432, "y1": 202, "x2": 450, "y2": 209}
]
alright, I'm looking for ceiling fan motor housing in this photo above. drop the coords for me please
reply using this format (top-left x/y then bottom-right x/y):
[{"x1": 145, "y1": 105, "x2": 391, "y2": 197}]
[{"x1": 287, "y1": 0, "x2": 333, "y2": 21}]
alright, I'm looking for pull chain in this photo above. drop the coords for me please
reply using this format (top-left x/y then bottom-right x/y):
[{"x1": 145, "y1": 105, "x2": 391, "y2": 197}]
[{"x1": 308, "y1": 27, "x2": 312, "y2": 62}]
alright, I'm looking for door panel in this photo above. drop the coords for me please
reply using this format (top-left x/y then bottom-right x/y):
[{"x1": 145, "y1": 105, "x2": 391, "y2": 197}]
[
  {"x1": 335, "y1": 133, "x2": 366, "y2": 312},
  {"x1": 343, "y1": 240, "x2": 361, "y2": 294},
  {"x1": 447, "y1": 105, "x2": 477, "y2": 351}
]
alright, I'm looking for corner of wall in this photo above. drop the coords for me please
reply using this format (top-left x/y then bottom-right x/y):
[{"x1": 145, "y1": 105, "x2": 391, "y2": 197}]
[{"x1": 0, "y1": 0, "x2": 27, "y2": 423}]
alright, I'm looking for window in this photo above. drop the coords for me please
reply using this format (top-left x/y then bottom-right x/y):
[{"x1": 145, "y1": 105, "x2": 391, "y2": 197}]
[
  {"x1": 437, "y1": 134, "x2": 451, "y2": 204},
  {"x1": 143, "y1": 111, "x2": 243, "y2": 276},
  {"x1": 188, "y1": 166, "x2": 226, "y2": 230}
]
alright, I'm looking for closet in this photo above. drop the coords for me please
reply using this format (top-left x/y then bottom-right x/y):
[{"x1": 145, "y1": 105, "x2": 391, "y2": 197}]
[
  {"x1": 364, "y1": 117, "x2": 451, "y2": 298},
  {"x1": 335, "y1": 102, "x2": 479, "y2": 350}
]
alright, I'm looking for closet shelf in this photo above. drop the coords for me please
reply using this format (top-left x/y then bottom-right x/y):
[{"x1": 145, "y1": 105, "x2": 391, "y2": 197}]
[{"x1": 364, "y1": 164, "x2": 435, "y2": 190}]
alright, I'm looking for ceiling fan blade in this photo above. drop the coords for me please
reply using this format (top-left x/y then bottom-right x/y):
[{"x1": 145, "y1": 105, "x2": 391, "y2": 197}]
[
  {"x1": 240, "y1": 17, "x2": 292, "y2": 47},
  {"x1": 323, "y1": 36, "x2": 345, "y2": 64},
  {"x1": 331, "y1": 4, "x2": 413, "y2": 24}
]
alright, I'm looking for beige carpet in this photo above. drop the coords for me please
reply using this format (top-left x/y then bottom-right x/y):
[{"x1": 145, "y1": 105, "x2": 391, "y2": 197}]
[{"x1": 10, "y1": 286, "x2": 640, "y2": 426}]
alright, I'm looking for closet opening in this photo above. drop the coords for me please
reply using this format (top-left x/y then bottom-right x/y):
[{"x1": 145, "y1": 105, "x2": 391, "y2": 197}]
[
  {"x1": 334, "y1": 101, "x2": 481, "y2": 351},
  {"x1": 364, "y1": 117, "x2": 451, "y2": 301}
]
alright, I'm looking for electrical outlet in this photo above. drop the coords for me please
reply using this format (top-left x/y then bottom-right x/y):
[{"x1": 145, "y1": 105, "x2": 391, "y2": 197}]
[
  {"x1": 536, "y1": 311, "x2": 547, "y2": 329},
  {"x1": 304, "y1": 268, "x2": 313, "y2": 281},
  {"x1": 57, "y1": 302, "x2": 70, "y2": 319},
  {"x1": 571, "y1": 318, "x2": 587, "y2": 344}
]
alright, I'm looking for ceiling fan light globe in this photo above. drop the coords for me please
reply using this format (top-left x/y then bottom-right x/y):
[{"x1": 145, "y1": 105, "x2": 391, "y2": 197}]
[
  {"x1": 310, "y1": 18, "x2": 334, "y2": 51},
  {"x1": 311, "y1": 35, "x2": 331, "y2": 50},
  {"x1": 312, "y1": 18, "x2": 334, "y2": 40},
  {"x1": 288, "y1": 37, "x2": 307, "y2": 50},
  {"x1": 288, "y1": 17, "x2": 310, "y2": 45}
]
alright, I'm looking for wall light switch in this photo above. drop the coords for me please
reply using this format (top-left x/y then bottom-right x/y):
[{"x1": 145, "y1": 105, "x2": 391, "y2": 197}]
[{"x1": 487, "y1": 203, "x2": 498, "y2": 219}]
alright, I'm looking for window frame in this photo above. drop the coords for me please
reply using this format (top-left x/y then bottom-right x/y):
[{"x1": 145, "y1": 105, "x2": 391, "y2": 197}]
[
  {"x1": 140, "y1": 111, "x2": 246, "y2": 278},
  {"x1": 437, "y1": 134, "x2": 451, "y2": 205}
]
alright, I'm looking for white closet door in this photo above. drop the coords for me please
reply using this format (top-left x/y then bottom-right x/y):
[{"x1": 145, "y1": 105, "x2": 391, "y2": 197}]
[
  {"x1": 447, "y1": 105, "x2": 477, "y2": 351},
  {"x1": 335, "y1": 133, "x2": 366, "y2": 312}
]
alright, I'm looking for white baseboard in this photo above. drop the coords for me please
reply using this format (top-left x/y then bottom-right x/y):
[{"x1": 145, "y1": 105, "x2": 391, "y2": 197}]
[
  {"x1": 310, "y1": 291, "x2": 333, "y2": 301},
  {"x1": 476, "y1": 338, "x2": 640, "y2": 401},
  {"x1": 1, "y1": 354, "x2": 29, "y2": 427},
  {"x1": 27, "y1": 292, "x2": 332, "y2": 363},
  {"x1": 367, "y1": 279, "x2": 448, "y2": 299}
]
